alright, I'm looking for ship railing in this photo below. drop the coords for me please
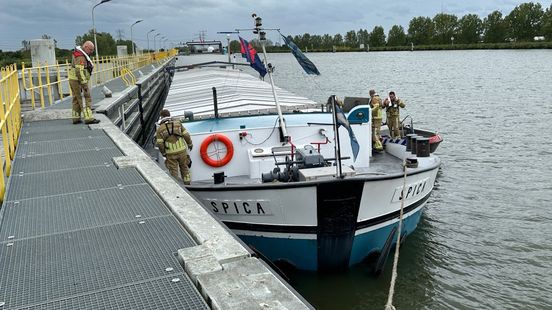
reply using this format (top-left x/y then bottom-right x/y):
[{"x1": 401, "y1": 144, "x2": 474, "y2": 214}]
[{"x1": 400, "y1": 114, "x2": 415, "y2": 136}]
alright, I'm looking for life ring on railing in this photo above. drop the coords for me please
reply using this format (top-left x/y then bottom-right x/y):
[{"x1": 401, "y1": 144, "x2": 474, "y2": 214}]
[{"x1": 200, "y1": 134, "x2": 234, "y2": 167}]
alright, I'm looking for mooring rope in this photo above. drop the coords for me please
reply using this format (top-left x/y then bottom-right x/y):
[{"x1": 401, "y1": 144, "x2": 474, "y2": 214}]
[{"x1": 384, "y1": 159, "x2": 408, "y2": 310}]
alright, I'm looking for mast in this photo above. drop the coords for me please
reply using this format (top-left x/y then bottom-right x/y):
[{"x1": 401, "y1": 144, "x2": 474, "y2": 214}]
[
  {"x1": 331, "y1": 95, "x2": 343, "y2": 178},
  {"x1": 252, "y1": 13, "x2": 289, "y2": 142}
]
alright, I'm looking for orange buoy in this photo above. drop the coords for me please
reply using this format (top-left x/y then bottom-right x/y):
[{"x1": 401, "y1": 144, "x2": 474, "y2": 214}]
[{"x1": 200, "y1": 134, "x2": 234, "y2": 167}]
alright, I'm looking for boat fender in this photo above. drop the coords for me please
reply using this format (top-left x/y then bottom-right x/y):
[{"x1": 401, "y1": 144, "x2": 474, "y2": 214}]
[
  {"x1": 374, "y1": 226, "x2": 397, "y2": 276},
  {"x1": 200, "y1": 134, "x2": 234, "y2": 167}
]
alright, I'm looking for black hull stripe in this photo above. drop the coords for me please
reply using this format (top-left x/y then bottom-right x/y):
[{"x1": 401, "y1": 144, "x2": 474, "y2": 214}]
[
  {"x1": 223, "y1": 221, "x2": 315, "y2": 234},
  {"x1": 356, "y1": 192, "x2": 431, "y2": 230},
  {"x1": 222, "y1": 192, "x2": 432, "y2": 234}
]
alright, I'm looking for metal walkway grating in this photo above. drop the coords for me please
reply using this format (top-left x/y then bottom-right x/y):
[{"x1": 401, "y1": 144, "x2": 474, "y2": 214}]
[
  {"x1": 0, "y1": 120, "x2": 208, "y2": 310},
  {"x1": 20, "y1": 122, "x2": 90, "y2": 135},
  {"x1": 5, "y1": 165, "x2": 146, "y2": 201},
  {"x1": 20, "y1": 128, "x2": 106, "y2": 142},
  {"x1": 0, "y1": 184, "x2": 171, "y2": 240},
  {"x1": 12, "y1": 147, "x2": 122, "y2": 174},
  {"x1": 17, "y1": 135, "x2": 117, "y2": 158},
  {"x1": 0, "y1": 217, "x2": 199, "y2": 309},
  {"x1": 14, "y1": 274, "x2": 207, "y2": 310}
]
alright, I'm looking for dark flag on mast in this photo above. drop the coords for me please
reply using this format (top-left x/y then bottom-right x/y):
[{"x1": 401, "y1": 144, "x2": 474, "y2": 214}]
[
  {"x1": 281, "y1": 34, "x2": 321, "y2": 75},
  {"x1": 238, "y1": 36, "x2": 267, "y2": 77},
  {"x1": 332, "y1": 96, "x2": 360, "y2": 161}
]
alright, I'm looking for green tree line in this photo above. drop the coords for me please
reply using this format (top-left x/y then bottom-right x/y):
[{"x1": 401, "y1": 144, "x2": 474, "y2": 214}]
[
  {"x1": 3, "y1": 1, "x2": 552, "y2": 67},
  {"x1": 0, "y1": 31, "x2": 142, "y2": 67},
  {"x1": 75, "y1": 29, "x2": 142, "y2": 58},
  {"x1": 259, "y1": 2, "x2": 552, "y2": 51},
  {"x1": 0, "y1": 34, "x2": 73, "y2": 67}
]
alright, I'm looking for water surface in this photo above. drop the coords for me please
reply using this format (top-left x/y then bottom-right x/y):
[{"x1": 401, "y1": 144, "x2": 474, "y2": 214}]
[{"x1": 179, "y1": 50, "x2": 552, "y2": 309}]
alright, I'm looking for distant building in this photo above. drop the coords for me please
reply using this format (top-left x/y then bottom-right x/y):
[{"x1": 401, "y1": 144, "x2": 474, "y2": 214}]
[
  {"x1": 185, "y1": 41, "x2": 223, "y2": 54},
  {"x1": 534, "y1": 36, "x2": 545, "y2": 41}
]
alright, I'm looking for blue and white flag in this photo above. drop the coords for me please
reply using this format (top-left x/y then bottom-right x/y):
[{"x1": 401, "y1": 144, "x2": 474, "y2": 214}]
[
  {"x1": 335, "y1": 104, "x2": 360, "y2": 161},
  {"x1": 280, "y1": 34, "x2": 320, "y2": 75}
]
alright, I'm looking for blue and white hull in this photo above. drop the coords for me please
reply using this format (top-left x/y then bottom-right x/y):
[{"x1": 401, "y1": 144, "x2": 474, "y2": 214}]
[
  {"x1": 188, "y1": 162, "x2": 439, "y2": 271},
  {"x1": 235, "y1": 201, "x2": 426, "y2": 271},
  {"x1": 161, "y1": 67, "x2": 442, "y2": 272}
]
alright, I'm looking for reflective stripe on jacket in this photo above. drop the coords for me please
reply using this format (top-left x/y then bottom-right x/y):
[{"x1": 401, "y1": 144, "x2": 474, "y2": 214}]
[
  {"x1": 165, "y1": 138, "x2": 187, "y2": 155},
  {"x1": 155, "y1": 119, "x2": 193, "y2": 156},
  {"x1": 370, "y1": 95, "x2": 383, "y2": 120},
  {"x1": 68, "y1": 50, "x2": 92, "y2": 83}
]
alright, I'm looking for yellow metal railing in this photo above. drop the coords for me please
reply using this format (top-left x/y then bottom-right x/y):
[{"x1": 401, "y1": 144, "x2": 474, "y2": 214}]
[
  {"x1": 0, "y1": 64, "x2": 22, "y2": 200},
  {"x1": 120, "y1": 68, "x2": 137, "y2": 87},
  {"x1": 0, "y1": 49, "x2": 178, "y2": 200},
  {"x1": 20, "y1": 49, "x2": 177, "y2": 109}
]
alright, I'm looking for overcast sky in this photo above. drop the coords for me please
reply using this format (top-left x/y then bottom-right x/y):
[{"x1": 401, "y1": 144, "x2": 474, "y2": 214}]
[{"x1": 1, "y1": 0, "x2": 551, "y2": 51}]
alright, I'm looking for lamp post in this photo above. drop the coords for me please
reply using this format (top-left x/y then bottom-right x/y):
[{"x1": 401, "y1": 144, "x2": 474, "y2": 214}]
[
  {"x1": 146, "y1": 29, "x2": 155, "y2": 53},
  {"x1": 451, "y1": 36, "x2": 455, "y2": 46},
  {"x1": 92, "y1": 0, "x2": 112, "y2": 63},
  {"x1": 130, "y1": 19, "x2": 143, "y2": 56},
  {"x1": 154, "y1": 33, "x2": 161, "y2": 52},
  {"x1": 226, "y1": 34, "x2": 231, "y2": 63}
]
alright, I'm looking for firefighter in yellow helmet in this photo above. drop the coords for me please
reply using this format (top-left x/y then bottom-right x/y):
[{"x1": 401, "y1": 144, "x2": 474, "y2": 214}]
[
  {"x1": 156, "y1": 109, "x2": 193, "y2": 185},
  {"x1": 369, "y1": 89, "x2": 384, "y2": 152},
  {"x1": 67, "y1": 41, "x2": 100, "y2": 124},
  {"x1": 382, "y1": 91, "x2": 405, "y2": 139}
]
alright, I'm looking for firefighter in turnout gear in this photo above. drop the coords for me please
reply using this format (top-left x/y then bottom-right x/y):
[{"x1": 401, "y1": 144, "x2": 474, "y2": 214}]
[
  {"x1": 369, "y1": 90, "x2": 384, "y2": 152},
  {"x1": 68, "y1": 41, "x2": 100, "y2": 124},
  {"x1": 382, "y1": 91, "x2": 405, "y2": 139},
  {"x1": 156, "y1": 109, "x2": 193, "y2": 185}
]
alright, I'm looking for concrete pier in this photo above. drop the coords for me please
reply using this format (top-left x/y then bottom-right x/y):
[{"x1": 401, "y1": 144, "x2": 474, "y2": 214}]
[{"x1": 0, "y1": 59, "x2": 311, "y2": 309}]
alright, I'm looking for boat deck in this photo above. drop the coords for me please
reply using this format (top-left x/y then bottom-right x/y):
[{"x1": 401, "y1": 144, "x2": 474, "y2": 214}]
[
  {"x1": 0, "y1": 120, "x2": 208, "y2": 309},
  {"x1": 190, "y1": 150, "x2": 404, "y2": 186}
]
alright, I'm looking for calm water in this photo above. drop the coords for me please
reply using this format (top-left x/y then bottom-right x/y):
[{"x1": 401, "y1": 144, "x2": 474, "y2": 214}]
[
  {"x1": 179, "y1": 50, "x2": 552, "y2": 309},
  {"x1": 271, "y1": 50, "x2": 552, "y2": 309}
]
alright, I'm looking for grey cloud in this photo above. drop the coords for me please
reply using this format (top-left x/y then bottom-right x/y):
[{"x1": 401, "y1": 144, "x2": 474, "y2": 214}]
[{"x1": 1, "y1": 0, "x2": 551, "y2": 51}]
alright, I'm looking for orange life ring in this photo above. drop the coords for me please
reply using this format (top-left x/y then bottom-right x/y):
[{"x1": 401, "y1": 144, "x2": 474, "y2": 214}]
[{"x1": 200, "y1": 133, "x2": 234, "y2": 167}]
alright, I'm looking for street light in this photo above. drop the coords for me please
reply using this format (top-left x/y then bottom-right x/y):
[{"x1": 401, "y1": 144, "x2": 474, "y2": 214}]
[
  {"x1": 226, "y1": 34, "x2": 231, "y2": 63},
  {"x1": 130, "y1": 19, "x2": 143, "y2": 56},
  {"x1": 146, "y1": 29, "x2": 155, "y2": 53},
  {"x1": 92, "y1": 0, "x2": 112, "y2": 63},
  {"x1": 154, "y1": 33, "x2": 161, "y2": 52}
]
